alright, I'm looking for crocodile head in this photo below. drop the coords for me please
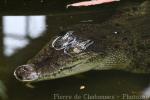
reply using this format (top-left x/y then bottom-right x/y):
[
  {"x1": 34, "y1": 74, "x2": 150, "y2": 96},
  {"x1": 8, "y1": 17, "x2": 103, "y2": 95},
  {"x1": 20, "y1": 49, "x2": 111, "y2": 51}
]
[{"x1": 14, "y1": 31, "x2": 97, "y2": 82}]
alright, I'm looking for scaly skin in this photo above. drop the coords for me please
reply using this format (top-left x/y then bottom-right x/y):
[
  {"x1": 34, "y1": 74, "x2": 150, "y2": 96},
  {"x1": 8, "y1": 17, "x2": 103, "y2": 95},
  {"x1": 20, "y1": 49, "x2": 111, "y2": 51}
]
[
  {"x1": 14, "y1": 1, "x2": 150, "y2": 82},
  {"x1": 13, "y1": 23, "x2": 135, "y2": 82}
]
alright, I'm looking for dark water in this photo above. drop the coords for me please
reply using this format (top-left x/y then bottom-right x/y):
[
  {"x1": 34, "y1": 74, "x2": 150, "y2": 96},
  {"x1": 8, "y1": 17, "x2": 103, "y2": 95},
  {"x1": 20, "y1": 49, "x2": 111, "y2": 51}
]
[{"x1": 0, "y1": 0, "x2": 150, "y2": 100}]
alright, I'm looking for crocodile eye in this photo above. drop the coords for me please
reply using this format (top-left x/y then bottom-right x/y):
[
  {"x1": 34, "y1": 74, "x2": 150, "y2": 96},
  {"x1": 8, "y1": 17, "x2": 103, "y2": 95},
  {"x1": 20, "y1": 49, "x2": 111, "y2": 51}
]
[
  {"x1": 52, "y1": 36, "x2": 64, "y2": 50},
  {"x1": 52, "y1": 31, "x2": 75, "y2": 50},
  {"x1": 52, "y1": 31, "x2": 94, "y2": 55},
  {"x1": 14, "y1": 64, "x2": 38, "y2": 81},
  {"x1": 73, "y1": 48, "x2": 82, "y2": 53}
]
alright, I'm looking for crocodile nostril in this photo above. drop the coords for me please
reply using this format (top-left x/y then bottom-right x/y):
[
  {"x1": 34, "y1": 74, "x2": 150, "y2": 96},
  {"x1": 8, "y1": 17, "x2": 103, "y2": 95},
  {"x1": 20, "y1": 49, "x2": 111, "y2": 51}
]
[
  {"x1": 14, "y1": 66, "x2": 24, "y2": 81},
  {"x1": 14, "y1": 64, "x2": 38, "y2": 81}
]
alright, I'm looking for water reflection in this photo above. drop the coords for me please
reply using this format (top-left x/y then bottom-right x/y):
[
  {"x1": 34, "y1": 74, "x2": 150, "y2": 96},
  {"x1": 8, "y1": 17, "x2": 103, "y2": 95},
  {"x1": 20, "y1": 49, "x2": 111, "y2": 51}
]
[
  {"x1": 142, "y1": 85, "x2": 150, "y2": 98},
  {"x1": 0, "y1": 80, "x2": 8, "y2": 100},
  {"x1": 2, "y1": 16, "x2": 46, "y2": 56},
  {"x1": 0, "y1": 1, "x2": 149, "y2": 100}
]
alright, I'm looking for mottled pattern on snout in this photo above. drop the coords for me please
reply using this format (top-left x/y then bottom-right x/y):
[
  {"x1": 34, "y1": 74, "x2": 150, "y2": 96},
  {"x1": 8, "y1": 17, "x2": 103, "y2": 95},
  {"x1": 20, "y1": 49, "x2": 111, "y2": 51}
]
[{"x1": 14, "y1": 64, "x2": 38, "y2": 82}]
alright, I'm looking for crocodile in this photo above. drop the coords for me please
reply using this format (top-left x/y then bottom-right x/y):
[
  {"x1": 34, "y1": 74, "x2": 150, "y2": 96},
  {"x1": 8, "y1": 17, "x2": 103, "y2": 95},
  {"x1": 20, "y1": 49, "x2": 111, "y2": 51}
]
[{"x1": 14, "y1": 0, "x2": 150, "y2": 83}]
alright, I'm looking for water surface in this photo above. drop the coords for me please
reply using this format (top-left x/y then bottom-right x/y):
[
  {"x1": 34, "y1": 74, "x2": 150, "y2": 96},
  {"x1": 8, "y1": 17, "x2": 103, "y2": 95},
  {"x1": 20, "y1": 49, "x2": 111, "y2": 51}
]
[{"x1": 0, "y1": 0, "x2": 150, "y2": 100}]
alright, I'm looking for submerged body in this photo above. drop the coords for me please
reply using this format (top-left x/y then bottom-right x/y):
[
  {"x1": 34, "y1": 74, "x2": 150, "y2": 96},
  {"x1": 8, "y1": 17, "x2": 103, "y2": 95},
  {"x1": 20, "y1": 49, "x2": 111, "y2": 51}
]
[
  {"x1": 14, "y1": 23, "x2": 150, "y2": 82},
  {"x1": 14, "y1": 1, "x2": 150, "y2": 82}
]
